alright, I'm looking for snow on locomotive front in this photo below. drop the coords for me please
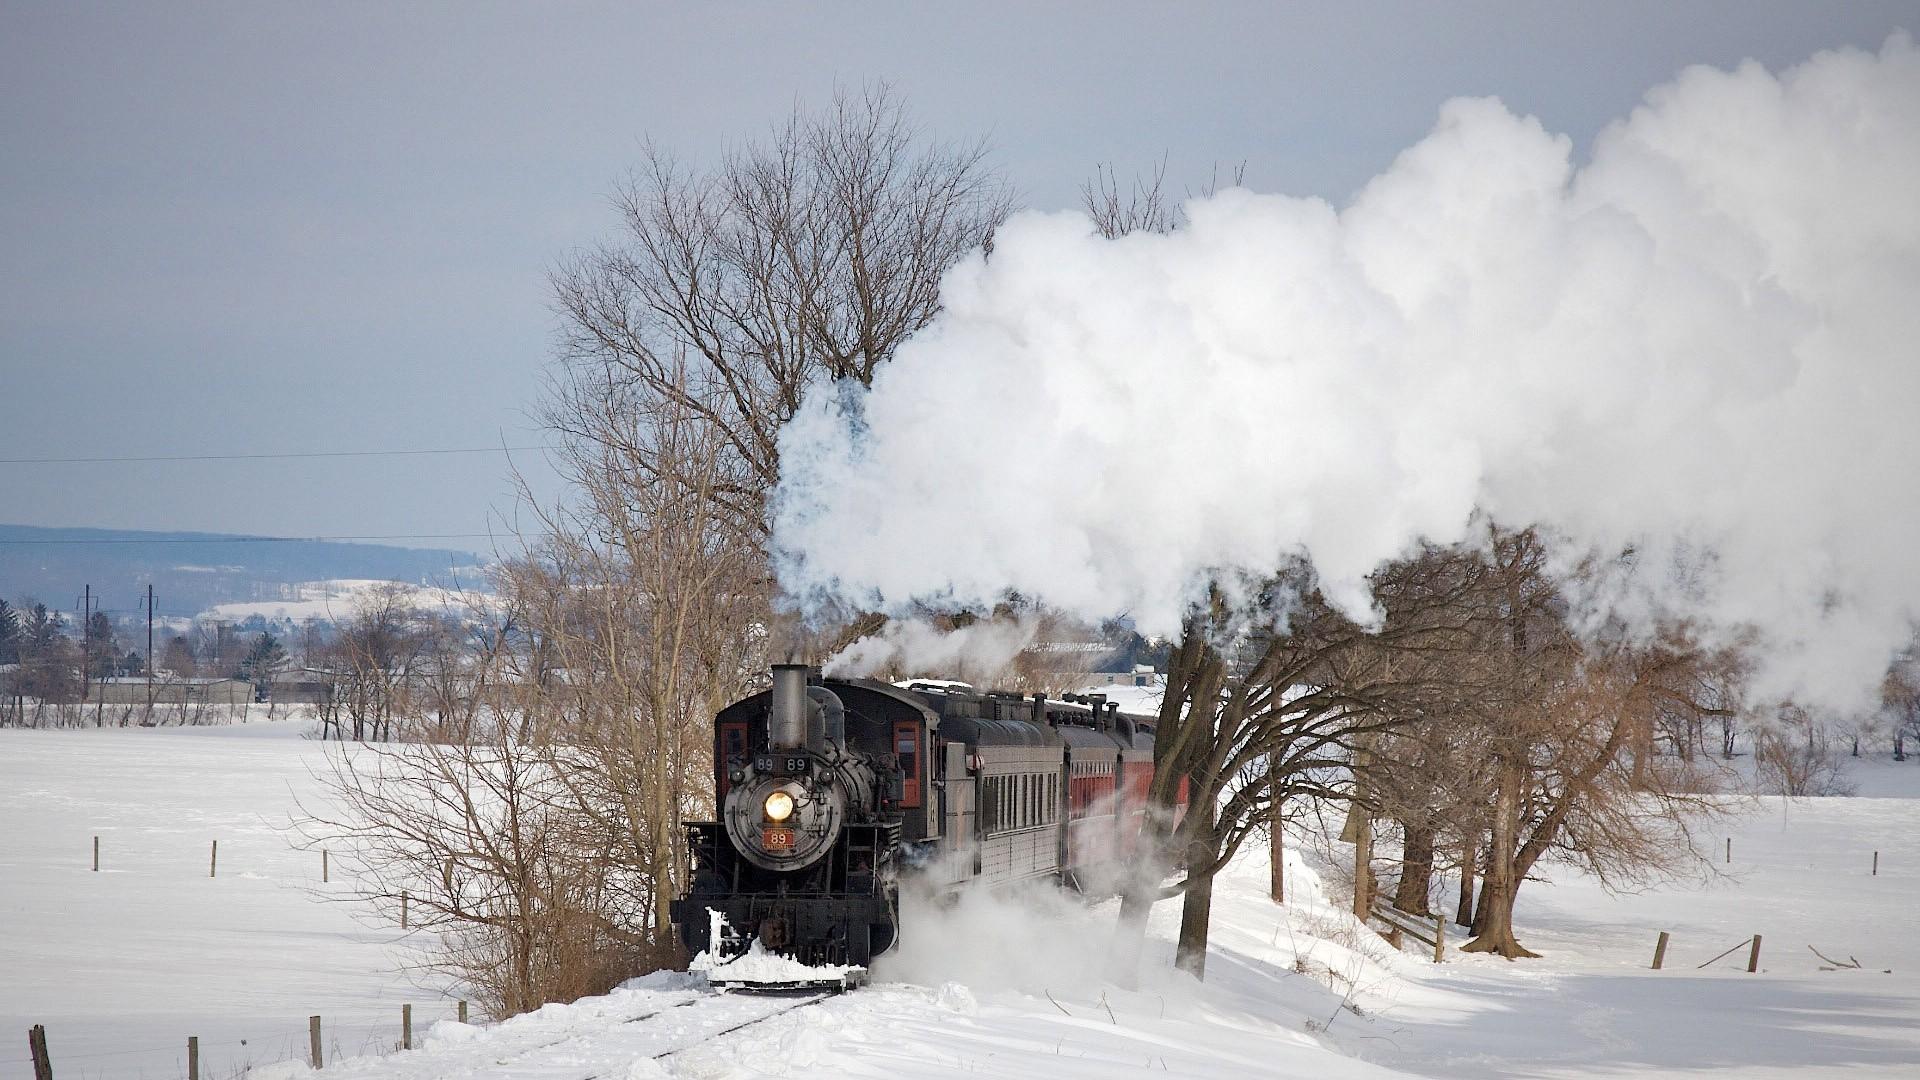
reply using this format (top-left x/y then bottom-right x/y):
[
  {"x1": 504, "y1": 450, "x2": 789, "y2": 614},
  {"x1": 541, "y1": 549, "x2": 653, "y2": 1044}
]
[{"x1": 671, "y1": 664, "x2": 917, "y2": 968}]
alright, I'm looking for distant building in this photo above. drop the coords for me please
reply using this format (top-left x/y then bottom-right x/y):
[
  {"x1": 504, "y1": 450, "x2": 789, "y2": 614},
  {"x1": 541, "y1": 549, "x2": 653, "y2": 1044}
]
[
  {"x1": 264, "y1": 672, "x2": 335, "y2": 705},
  {"x1": 92, "y1": 676, "x2": 255, "y2": 706},
  {"x1": 1078, "y1": 664, "x2": 1161, "y2": 688}
]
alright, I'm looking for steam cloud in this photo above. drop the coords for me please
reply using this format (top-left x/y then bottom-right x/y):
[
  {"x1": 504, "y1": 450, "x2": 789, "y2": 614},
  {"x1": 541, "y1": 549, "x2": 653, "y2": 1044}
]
[
  {"x1": 774, "y1": 38, "x2": 1920, "y2": 711},
  {"x1": 823, "y1": 614, "x2": 1040, "y2": 683}
]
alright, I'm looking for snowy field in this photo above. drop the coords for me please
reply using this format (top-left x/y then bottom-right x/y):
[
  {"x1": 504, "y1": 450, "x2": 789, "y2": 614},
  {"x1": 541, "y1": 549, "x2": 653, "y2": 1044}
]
[
  {"x1": 0, "y1": 722, "x2": 450, "y2": 1080},
  {"x1": 5, "y1": 724, "x2": 1920, "y2": 1079}
]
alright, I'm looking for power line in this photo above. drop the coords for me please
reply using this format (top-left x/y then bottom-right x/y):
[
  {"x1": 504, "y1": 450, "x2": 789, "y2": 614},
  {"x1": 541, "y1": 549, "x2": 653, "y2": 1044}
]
[
  {"x1": 0, "y1": 446, "x2": 551, "y2": 465},
  {"x1": 0, "y1": 533, "x2": 497, "y2": 546}
]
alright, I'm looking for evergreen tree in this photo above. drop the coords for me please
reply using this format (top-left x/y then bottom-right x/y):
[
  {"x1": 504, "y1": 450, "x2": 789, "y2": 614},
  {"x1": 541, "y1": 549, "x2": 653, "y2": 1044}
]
[
  {"x1": 24, "y1": 603, "x2": 61, "y2": 649},
  {"x1": 239, "y1": 632, "x2": 286, "y2": 683},
  {"x1": 0, "y1": 599, "x2": 19, "y2": 664},
  {"x1": 85, "y1": 610, "x2": 118, "y2": 678}
]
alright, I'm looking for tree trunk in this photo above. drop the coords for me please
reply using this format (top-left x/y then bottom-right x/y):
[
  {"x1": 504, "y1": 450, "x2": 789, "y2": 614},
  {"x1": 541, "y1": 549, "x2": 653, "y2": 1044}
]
[
  {"x1": 1175, "y1": 859, "x2": 1215, "y2": 979},
  {"x1": 1111, "y1": 885, "x2": 1154, "y2": 986},
  {"x1": 1174, "y1": 767, "x2": 1218, "y2": 978},
  {"x1": 1455, "y1": 832, "x2": 1476, "y2": 928},
  {"x1": 1462, "y1": 756, "x2": 1539, "y2": 958},
  {"x1": 1460, "y1": 859, "x2": 1538, "y2": 959},
  {"x1": 1269, "y1": 816, "x2": 1285, "y2": 905},
  {"x1": 1351, "y1": 807, "x2": 1373, "y2": 920},
  {"x1": 1394, "y1": 823, "x2": 1434, "y2": 916},
  {"x1": 1345, "y1": 745, "x2": 1373, "y2": 920},
  {"x1": 1268, "y1": 767, "x2": 1284, "y2": 904}
]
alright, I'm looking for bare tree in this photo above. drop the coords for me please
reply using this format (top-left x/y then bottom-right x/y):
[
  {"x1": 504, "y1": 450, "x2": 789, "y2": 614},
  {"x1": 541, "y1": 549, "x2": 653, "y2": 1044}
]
[
  {"x1": 1456, "y1": 531, "x2": 1736, "y2": 958},
  {"x1": 1754, "y1": 703, "x2": 1856, "y2": 796},
  {"x1": 551, "y1": 83, "x2": 1012, "y2": 540},
  {"x1": 1080, "y1": 157, "x2": 1246, "y2": 240},
  {"x1": 315, "y1": 584, "x2": 432, "y2": 742},
  {"x1": 506, "y1": 357, "x2": 770, "y2": 941},
  {"x1": 301, "y1": 726, "x2": 644, "y2": 1018},
  {"x1": 1118, "y1": 544, "x2": 1497, "y2": 978}
]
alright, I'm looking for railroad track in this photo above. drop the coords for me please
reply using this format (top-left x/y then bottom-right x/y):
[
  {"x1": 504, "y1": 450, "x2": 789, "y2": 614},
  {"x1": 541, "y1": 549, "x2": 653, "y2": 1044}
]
[
  {"x1": 488, "y1": 994, "x2": 705, "y2": 1068},
  {"x1": 577, "y1": 989, "x2": 834, "y2": 1078}
]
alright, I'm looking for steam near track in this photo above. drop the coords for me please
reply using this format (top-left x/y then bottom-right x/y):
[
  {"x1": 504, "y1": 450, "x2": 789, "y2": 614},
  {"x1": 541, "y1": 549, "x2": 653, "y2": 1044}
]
[{"x1": 773, "y1": 35, "x2": 1920, "y2": 711}]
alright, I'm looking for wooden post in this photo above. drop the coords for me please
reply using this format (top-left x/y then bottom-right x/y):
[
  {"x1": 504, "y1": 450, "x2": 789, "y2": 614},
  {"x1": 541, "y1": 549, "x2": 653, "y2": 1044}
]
[
  {"x1": 92, "y1": 835, "x2": 99, "y2": 872},
  {"x1": 1747, "y1": 934, "x2": 1763, "y2": 973},
  {"x1": 188, "y1": 1035, "x2": 200, "y2": 1080},
  {"x1": 1386, "y1": 924, "x2": 1403, "y2": 949},
  {"x1": 1725, "y1": 837, "x2": 1731, "y2": 864},
  {"x1": 443, "y1": 858, "x2": 453, "y2": 892},
  {"x1": 1652, "y1": 931, "x2": 1670, "y2": 970},
  {"x1": 458, "y1": 999, "x2": 468, "y2": 1024},
  {"x1": 309, "y1": 1014, "x2": 323, "y2": 1069},
  {"x1": 1433, "y1": 912, "x2": 1446, "y2": 963},
  {"x1": 28, "y1": 1023, "x2": 52, "y2": 1080},
  {"x1": 401, "y1": 891, "x2": 409, "y2": 930},
  {"x1": 1872, "y1": 850, "x2": 1879, "y2": 876},
  {"x1": 322, "y1": 849, "x2": 329, "y2": 883},
  {"x1": 401, "y1": 1004, "x2": 412, "y2": 1050},
  {"x1": 210, "y1": 839, "x2": 218, "y2": 878}
]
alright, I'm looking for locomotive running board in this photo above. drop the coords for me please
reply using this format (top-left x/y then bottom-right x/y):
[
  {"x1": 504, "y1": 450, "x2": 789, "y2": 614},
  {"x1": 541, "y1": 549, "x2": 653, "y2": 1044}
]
[{"x1": 712, "y1": 967, "x2": 868, "y2": 995}]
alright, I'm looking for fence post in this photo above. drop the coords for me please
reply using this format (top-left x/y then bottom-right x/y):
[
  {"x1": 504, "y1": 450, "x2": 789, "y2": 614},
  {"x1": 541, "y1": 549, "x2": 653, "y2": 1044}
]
[
  {"x1": 1747, "y1": 934, "x2": 1763, "y2": 973},
  {"x1": 458, "y1": 999, "x2": 468, "y2": 1024},
  {"x1": 1873, "y1": 850, "x2": 1879, "y2": 876},
  {"x1": 1725, "y1": 837, "x2": 1731, "y2": 864},
  {"x1": 1652, "y1": 931, "x2": 1670, "y2": 970},
  {"x1": 28, "y1": 1024, "x2": 52, "y2": 1080},
  {"x1": 402, "y1": 1004, "x2": 412, "y2": 1050},
  {"x1": 401, "y1": 891, "x2": 409, "y2": 930},
  {"x1": 310, "y1": 1014, "x2": 323, "y2": 1069},
  {"x1": 188, "y1": 1035, "x2": 199, "y2": 1080},
  {"x1": 93, "y1": 835, "x2": 99, "y2": 872},
  {"x1": 210, "y1": 839, "x2": 217, "y2": 878},
  {"x1": 1433, "y1": 912, "x2": 1446, "y2": 963},
  {"x1": 322, "y1": 849, "x2": 329, "y2": 883}
]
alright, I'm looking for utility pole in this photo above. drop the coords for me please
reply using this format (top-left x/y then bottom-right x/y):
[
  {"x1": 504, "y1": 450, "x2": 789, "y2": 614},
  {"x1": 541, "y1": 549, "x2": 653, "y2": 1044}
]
[
  {"x1": 81, "y1": 583, "x2": 92, "y2": 704},
  {"x1": 146, "y1": 583, "x2": 156, "y2": 713}
]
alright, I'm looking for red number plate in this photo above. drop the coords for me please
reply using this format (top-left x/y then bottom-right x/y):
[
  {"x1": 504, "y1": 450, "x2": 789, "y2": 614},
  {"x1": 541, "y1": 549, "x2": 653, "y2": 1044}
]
[{"x1": 763, "y1": 827, "x2": 795, "y2": 851}]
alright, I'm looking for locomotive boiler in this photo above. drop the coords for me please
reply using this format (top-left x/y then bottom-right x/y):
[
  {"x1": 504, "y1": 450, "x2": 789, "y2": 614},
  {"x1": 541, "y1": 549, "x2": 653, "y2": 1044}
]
[{"x1": 671, "y1": 664, "x2": 1182, "y2": 974}]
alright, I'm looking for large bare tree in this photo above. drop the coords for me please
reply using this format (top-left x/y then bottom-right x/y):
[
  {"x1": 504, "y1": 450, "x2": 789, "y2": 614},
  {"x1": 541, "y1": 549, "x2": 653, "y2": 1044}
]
[
  {"x1": 551, "y1": 83, "x2": 1012, "y2": 540},
  {"x1": 1116, "y1": 545, "x2": 1498, "y2": 979}
]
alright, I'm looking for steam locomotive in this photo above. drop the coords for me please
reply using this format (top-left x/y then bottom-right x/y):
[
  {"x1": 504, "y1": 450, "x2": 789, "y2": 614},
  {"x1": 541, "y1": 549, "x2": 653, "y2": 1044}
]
[{"x1": 670, "y1": 664, "x2": 1181, "y2": 972}]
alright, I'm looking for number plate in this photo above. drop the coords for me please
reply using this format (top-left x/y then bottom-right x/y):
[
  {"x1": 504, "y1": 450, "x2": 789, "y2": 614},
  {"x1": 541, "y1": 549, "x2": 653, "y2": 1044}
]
[{"x1": 763, "y1": 827, "x2": 796, "y2": 851}]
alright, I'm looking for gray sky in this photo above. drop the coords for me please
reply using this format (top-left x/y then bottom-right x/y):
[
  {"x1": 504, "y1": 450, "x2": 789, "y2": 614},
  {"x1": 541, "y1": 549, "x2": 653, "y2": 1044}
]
[{"x1": 2, "y1": 1, "x2": 1914, "y2": 547}]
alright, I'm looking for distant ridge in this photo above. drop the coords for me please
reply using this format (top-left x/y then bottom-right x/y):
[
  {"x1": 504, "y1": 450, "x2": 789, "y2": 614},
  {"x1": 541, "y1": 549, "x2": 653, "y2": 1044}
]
[{"x1": 0, "y1": 524, "x2": 487, "y2": 619}]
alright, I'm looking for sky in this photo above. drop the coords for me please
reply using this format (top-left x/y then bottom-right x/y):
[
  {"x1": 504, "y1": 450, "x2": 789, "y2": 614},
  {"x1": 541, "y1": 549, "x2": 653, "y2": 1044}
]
[{"x1": 2, "y1": 0, "x2": 1915, "y2": 546}]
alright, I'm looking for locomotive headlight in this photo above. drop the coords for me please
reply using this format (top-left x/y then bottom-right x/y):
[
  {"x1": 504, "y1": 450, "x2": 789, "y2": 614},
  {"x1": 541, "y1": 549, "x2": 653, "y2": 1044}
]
[{"x1": 763, "y1": 790, "x2": 795, "y2": 822}]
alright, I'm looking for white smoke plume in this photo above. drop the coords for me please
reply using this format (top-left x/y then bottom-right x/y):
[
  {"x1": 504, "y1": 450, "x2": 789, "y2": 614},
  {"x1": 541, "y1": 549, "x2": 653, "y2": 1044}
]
[
  {"x1": 823, "y1": 614, "x2": 1040, "y2": 683},
  {"x1": 775, "y1": 37, "x2": 1920, "y2": 711}
]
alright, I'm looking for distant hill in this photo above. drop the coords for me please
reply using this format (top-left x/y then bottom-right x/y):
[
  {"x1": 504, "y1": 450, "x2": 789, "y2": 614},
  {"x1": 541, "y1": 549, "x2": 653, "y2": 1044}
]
[{"x1": 0, "y1": 524, "x2": 487, "y2": 621}]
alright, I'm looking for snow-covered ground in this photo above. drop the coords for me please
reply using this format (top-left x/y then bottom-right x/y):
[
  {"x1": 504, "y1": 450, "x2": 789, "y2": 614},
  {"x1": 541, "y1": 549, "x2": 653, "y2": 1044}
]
[
  {"x1": 5, "y1": 721, "x2": 1919, "y2": 1078},
  {"x1": 0, "y1": 721, "x2": 449, "y2": 1080}
]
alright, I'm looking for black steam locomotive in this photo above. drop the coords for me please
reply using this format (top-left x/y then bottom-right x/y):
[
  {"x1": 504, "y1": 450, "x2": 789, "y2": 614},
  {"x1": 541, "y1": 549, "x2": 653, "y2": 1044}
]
[{"x1": 670, "y1": 664, "x2": 1183, "y2": 973}]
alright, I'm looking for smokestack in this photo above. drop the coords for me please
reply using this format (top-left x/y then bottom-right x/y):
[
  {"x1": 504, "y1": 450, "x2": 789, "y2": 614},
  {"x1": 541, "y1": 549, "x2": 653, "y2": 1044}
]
[{"x1": 770, "y1": 664, "x2": 810, "y2": 750}]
